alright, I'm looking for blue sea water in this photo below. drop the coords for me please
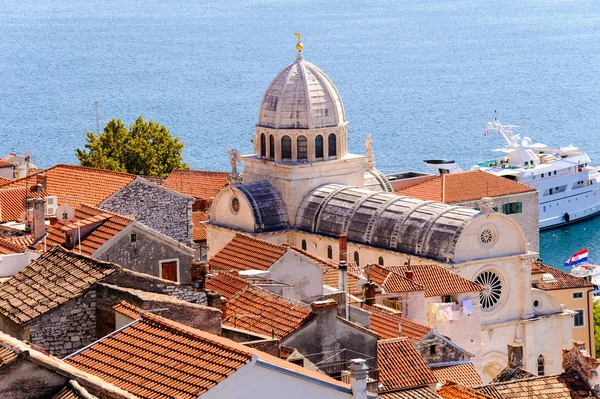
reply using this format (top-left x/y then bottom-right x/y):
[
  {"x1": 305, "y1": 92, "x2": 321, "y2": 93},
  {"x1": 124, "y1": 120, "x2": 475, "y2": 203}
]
[{"x1": 1, "y1": 0, "x2": 600, "y2": 268}]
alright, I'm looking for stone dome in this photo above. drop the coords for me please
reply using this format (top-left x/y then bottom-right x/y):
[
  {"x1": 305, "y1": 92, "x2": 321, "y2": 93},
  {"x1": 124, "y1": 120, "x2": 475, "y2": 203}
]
[{"x1": 257, "y1": 53, "x2": 346, "y2": 130}]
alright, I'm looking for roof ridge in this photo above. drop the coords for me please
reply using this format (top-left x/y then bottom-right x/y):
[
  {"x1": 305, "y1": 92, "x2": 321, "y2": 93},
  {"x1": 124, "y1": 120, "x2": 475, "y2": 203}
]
[
  {"x1": 234, "y1": 233, "x2": 288, "y2": 251},
  {"x1": 231, "y1": 284, "x2": 312, "y2": 309}
]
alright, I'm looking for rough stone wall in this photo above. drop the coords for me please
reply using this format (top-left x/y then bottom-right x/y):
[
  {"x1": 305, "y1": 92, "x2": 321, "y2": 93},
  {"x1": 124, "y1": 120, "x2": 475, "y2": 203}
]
[
  {"x1": 99, "y1": 226, "x2": 193, "y2": 284},
  {"x1": 457, "y1": 191, "x2": 539, "y2": 252},
  {"x1": 415, "y1": 333, "x2": 469, "y2": 364},
  {"x1": 26, "y1": 290, "x2": 97, "y2": 359},
  {"x1": 100, "y1": 179, "x2": 194, "y2": 244}
]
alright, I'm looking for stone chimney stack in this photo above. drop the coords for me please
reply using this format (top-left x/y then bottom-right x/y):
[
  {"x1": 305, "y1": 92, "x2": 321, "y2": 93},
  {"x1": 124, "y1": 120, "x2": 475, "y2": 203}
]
[
  {"x1": 31, "y1": 197, "x2": 46, "y2": 240},
  {"x1": 189, "y1": 262, "x2": 207, "y2": 289},
  {"x1": 349, "y1": 358, "x2": 368, "y2": 399},
  {"x1": 220, "y1": 299, "x2": 228, "y2": 320},
  {"x1": 339, "y1": 261, "x2": 349, "y2": 319},
  {"x1": 339, "y1": 234, "x2": 347, "y2": 263},
  {"x1": 36, "y1": 173, "x2": 47, "y2": 191},
  {"x1": 364, "y1": 281, "x2": 378, "y2": 306},
  {"x1": 507, "y1": 343, "x2": 524, "y2": 369},
  {"x1": 405, "y1": 258, "x2": 414, "y2": 281}
]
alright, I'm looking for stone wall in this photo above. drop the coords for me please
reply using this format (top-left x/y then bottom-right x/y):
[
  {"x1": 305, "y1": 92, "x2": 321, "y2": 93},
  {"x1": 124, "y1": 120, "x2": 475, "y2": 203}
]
[
  {"x1": 415, "y1": 332, "x2": 470, "y2": 364},
  {"x1": 26, "y1": 290, "x2": 97, "y2": 359},
  {"x1": 100, "y1": 178, "x2": 194, "y2": 244}
]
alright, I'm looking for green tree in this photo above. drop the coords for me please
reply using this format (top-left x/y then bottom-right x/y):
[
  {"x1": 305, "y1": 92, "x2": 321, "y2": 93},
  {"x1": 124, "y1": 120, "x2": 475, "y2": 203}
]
[
  {"x1": 594, "y1": 300, "x2": 600, "y2": 355},
  {"x1": 76, "y1": 116, "x2": 189, "y2": 176}
]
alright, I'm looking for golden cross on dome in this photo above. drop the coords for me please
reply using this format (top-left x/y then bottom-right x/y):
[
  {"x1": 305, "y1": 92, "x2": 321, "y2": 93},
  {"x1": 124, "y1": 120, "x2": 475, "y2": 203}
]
[{"x1": 294, "y1": 33, "x2": 304, "y2": 52}]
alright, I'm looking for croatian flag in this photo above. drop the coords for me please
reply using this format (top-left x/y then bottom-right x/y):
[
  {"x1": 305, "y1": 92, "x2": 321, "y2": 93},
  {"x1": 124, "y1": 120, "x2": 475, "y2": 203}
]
[{"x1": 564, "y1": 248, "x2": 589, "y2": 266}]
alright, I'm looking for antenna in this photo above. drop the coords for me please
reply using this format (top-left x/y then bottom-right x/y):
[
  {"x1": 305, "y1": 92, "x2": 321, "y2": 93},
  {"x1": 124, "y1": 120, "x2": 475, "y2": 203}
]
[
  {"x1": 94, "y1": 101, "x2": 100, "y2": 135},
  {"x1": 23, "y1": 152, "x2": 32, "y2": 230}
]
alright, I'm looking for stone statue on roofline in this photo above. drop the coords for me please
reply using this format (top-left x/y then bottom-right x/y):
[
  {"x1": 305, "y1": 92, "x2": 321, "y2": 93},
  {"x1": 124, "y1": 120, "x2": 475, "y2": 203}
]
[
  {"x1": 478, "y1": 197, "x2": 496, "y2": 213},
  {"x1": 227, "y1": 148, "x2": 243, "y2": 185},
  {"x1": 364, "y1": 133, "x2": 375, "y2": 170}
]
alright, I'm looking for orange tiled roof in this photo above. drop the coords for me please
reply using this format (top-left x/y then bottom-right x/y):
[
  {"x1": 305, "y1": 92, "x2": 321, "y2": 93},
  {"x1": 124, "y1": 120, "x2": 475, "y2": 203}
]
[
  {"x1": 43, "y1": 205, "x2": 132, "y2": 256},
  {"x1": 439, "y1": 382, "x2": 494, "y2": 399},
  {"x1": 431, "y1": 363, "x2": 483, "y2": 388},
  {"x1": 66, "y1": 305, "x2": 349, "y2": 398},
  {"x1": 532, "y1": 262, "x2": 595, "y2": 291},
  {"x1": 386, "y1": 265, "x2": 483, "y2": 297},
  {"x1": 367, "y1": 264, "x2": 425, "y2": 293},
  {"x1": 0, "y1": 237, "x2": 26, "y2": 255},
  {"x1": 0, "y1": 164, "x2": 136, "y2": 208},
  {"x1": 208, "y1": 233, "x2": 287, "y2": 272},
  {"x1": 52, "y1": 381, "x2": 98, "y2": 399},
  {"x1": 0, "y1": 346, "x2": 19, "y2": 369},
  {"x1": 395, "y1": 170, "x2": 535, "y2": 203},
  {"x1": 362, "y1": 304, "x2": 432, "y2": 341},
  {"x1": 192, "y1": 211, "x2": 209, "y2": 241},
  {"x1": 0, "y1": 176, "x2": 11, "y2": 186},
  {"x1": 163, "y1": 169, "x2": 229, "y2": 199},
  {"x1": 224, "y1": 286, "x2": 312, "y2": 339},
  {"x1": 7, "y1": 234, "x2": 34, "y2": 247},
  {"x1": 0, "y1": 246, "x2": 117, "y2": 325},
  {"x1": 0, "y1": 187, "x2": 50, "y2": 222},
  {"x1": 475, "y1": 371, "x2": 597, "y2": 398},
  {"x1": 378, "y1": 338, "x2": 438, "y2": 391},
  {"x1": 206, "y1": 273, "x2": 252, "y2": 300},
  {"x1": 380, "y1": 387, "x2": 441, "y2": 398}
]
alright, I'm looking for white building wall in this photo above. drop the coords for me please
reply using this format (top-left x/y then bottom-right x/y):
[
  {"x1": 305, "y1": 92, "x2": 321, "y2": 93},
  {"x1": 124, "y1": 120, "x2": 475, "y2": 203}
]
[
  {"x1": 270, "y1": 251, "x2": 325, "y2": 302},
  {"x1": 0, "y1": 251, "x2": 40, "y2": 277}
]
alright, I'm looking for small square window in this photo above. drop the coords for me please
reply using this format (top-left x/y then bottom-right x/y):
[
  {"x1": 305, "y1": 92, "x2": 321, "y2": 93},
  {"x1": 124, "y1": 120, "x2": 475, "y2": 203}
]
[
  {"x1": 130, "y1": 234, "x2": 137, "y2": 243},
  {"x1": 573, "y1": 292, "x2": 584, "y2": 299},
  {"x1": 441, "y1": 295, "x2": 453, "y2": 303},
  {"x1": 430, "y1": 345, "x2": 437, "y2": 355},
  {"x1": 574, "y1": 309, "x2": 585, "y2": 327}
]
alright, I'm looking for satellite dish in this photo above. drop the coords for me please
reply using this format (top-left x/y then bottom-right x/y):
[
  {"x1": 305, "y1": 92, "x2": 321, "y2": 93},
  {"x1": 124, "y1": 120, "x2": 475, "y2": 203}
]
[
  {"x1": 521, "y1": 137, "x2": 532, "y2": 147},
  {"x1": 55, "y1": 204, "x2": 75, "y2": 223}
]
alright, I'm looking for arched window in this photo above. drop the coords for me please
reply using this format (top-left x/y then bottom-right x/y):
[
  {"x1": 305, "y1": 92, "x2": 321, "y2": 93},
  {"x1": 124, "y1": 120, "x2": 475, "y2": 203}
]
[
  {"x1": 378, "y1": 257, "x2": 384, "y2": 266},
  {"x1": 269, "y1": 135, "x2": 275, "y2": 159},
  {"x1": 328, "y1": 134, "x2": 337, "y2": 157},
  {"x1": 260, "y1": 134, "x2": 266, "y2": 157},
  {"x1": 297, "y1": 136, "x2": 308, "y2": 161},
  {"x1": 315, "y1": 135, "x2": 324, "y2": 158},
  {"x1": 537, "y1": 355, "x2": 545, "y2": 376},
  {"x1": 354, "y1": 251, "x2": 359, "y2": 266},
  {"x1": 327, "y1": 245, "x2": 333, "y2": 259},
  {"x1": 301, "y1": 239, "x2": 307, "y2": 251},
  {"x1": 281, "y1": 136, "x2": 292, "y2": 160}
]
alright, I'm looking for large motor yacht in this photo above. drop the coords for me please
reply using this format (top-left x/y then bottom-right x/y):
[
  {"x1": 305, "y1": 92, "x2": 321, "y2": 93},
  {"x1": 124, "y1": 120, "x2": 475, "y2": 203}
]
[{"x1": 473, "y1": 119, "x2": 600, "y2": 229}]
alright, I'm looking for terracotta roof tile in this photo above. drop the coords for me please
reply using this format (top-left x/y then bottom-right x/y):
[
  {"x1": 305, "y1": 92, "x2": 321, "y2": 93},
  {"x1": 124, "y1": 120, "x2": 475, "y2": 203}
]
[
  {"x1": 395, "y1": 170, "x2": 535, "y2": 203},
  {"x1": 163, "y1": 169, "x2": 229, "y2": 199},
  {"x1": 431, "y1": 363, "x2": 483, "y2": 387},
  {"x1": 475, "y1": 371, "x2": 598, "y2": 398},
  {"x1": 0, "y1": 160, "x2": 14, "y2": 169},
  {"x1": 0, "y1": 164, "x2": 136, "y2": 208},
  {"x1": 385, "y1": 265, "x2": 483, "y2": 297},
  {"x1": 439, "y1": 382, "x2": 494, "y2": 399},
  {"x1": 67, "y1": 305, "x2": 349, "y2": 398},
  {"x1": 532, "y1": 262, "x2": 595, "y2": 290},
  {"x1": 368, "y1": 264, "x2": 425, "y2": 293},
  {"x1": 362, "y1": 304, "x2": 432, "y2": 341},
  {"x1": 492, "y1": 367, "x2": 535, "y2": 383},
  {"x1": 42, "y1": 205, "x2": 132, "y2": 256},
  {"x1": 0, "y1": 246, "x2": 117, "y2": 325},
  {"x1": 381, "y1": 387, "x2": 442, "y2": 398},
  {"x1": 0, "y1": 176, "x2": 12, "y2": 187},
  {"x1": 0, "y1": 346, "x2": 19, "y2": 369},
  {"x1": 378, "y1": 338, "x2": 438, "y2": 392},
  {"x1": 52, "y1": 381, "x2": 98, "y2": 399},
  {"x1": 0, "y1": 187, "x2": 50, "y2": 222},
  {"x1": 7, "y1": 234, "x2": 34, "y2": 247},
  {"x1": 192, "y1": 211, "x2": 209, "y2": 241},
  {"x1": 208, "y1": 233, "x2": 288, "y2": 272},
  {"x1": 206, "y1": 273, "x2": 252, "y2": 300},
  {"x1": 0, "y1": 237, "x2": 27, "y2": 255},
  {"x1": 224, "y1": 286, "x2": 312, "y2": 339}
]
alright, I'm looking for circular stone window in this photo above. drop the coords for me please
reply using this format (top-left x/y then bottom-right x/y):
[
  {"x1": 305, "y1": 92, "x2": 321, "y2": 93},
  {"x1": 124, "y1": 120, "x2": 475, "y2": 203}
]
[
  {"x1": 475, "y1": 269, "x2": 503, "y2": 311},
  {"x1": 480, "y1": 228, "x2": 494, "y2": 245},
  {"x1": 231, "y1": 197, "x2": 240, "y2": 213},
  {"x1": 533, "y1": 299, "x2": 540, "y2": 308}
]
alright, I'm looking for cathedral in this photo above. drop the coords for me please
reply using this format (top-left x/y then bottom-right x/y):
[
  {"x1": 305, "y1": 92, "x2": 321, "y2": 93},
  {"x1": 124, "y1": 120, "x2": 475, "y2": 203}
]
[{"x1": 205, "y1": 37, "x2": 573, "y2": 382}]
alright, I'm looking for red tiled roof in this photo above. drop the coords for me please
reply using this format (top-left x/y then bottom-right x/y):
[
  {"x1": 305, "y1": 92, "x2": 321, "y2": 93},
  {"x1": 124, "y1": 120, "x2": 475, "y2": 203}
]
[
  {"x1": 386, "y1": 265, "x2": 483, "y2": 297},
  {"x1": 43, "y1": 205, "x2": 132, "y2": 256},
  {"x1": 208, "y1": 233, "x2": 287, "y2": 272},
  {"x1": 439, "y1": 382, "x2": 494, "y2": 399},
  {"x1": 380, "y1": 387, "x2": 441, "y2": 399},
  {"x1": 431, "y1": 363, "x2": 483, "y2": 388},
  {"x1": 532, "y1": 262, "x2": 595, "y2": 291},
  {"x1": 367, "y1": 264, "x2": 425, "y2": 293},
  {"x1": 224, "y1": 286, "x2": 312, "y2": 339},
  {"x1": 378, "y1": 338, "x2": 438, "y2": 392},
  {"x1": 67, "y1": 304, "x2": 348, "y2": 398},
  {"x1": 0, "y1": 187, "x2": 50, "y2": 222},
  {"x1": 163, "y1": 169, "x2": 229, "y2": 199},
  {"x1": 206, "y1": 273, "x2": 252, "y2": 300},
  {"x1": 7, "y1": 234, "x2": 34, "y2": 247},
  {"x1": 0, "y1": 164, "x2": 136, "y2": 208},
  {"x1": 362, "y1": 304, "x2": 432, "y2": 341},
  {"x1": 0, "y1": 237, "x2": 26, "y2": 255},
  {"x1": 0, "y1": 176, "x2": 11, "y2": 186},
  {"x1": 395, "y1": 170, "x2": 535, "y2": 203},
  {"x1": 0, "y1": 246, "x2": 117, "y2": 325},
  {"x1": 192, "y1": 211, "x2": 209, "y2": 241},
  {"x1": 0, "y1": 160, "x2": 14, "y2": 169}
]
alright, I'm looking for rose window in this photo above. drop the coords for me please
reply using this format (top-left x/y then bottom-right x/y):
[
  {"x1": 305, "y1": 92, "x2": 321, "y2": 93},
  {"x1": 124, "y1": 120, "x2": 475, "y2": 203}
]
[
  {"x1": 231, "y1": 197, "x2": 240, "y2": 213},
  {"x1": 480, "y1": 229, "x2": 494, "y2": 245},
  {"x1": 475, "y1": 270, "x2": 503, "y2": 311}
]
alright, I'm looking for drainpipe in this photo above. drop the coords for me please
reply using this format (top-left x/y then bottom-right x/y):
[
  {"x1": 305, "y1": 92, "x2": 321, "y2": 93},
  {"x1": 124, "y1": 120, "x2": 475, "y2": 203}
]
[{"x1": 339, "y1": 260, "x2": 348, "y2": 319}]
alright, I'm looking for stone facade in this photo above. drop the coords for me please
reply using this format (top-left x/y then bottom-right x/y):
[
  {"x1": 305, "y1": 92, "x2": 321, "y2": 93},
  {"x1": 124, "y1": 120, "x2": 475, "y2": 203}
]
[
  {"x1": 100, "y1": 178, "x2": 194, "y2": 245},
  {"x1": 26, "y1": 290, "x2": 97, "y2": 359},
  {"x1": 415, "y1": 331, "x2": 472, "y2": 364}
]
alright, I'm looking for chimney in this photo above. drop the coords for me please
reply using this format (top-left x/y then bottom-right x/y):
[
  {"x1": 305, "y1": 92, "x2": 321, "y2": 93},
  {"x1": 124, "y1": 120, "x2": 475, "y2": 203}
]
[
  {"x1": 349, "y1": 358, "x2": 368, "y2": 399},
  {"x1": 206, "y1": 291, "x2": 221, "y2": 311},
  {"x1": 364, "y1": 281, "x2": 378, "y2": 306},
  {"x1": 507, "y1": 343, "x2": 524, "y2": 369},
  {"x1": 36, "y1": 173, "x2": 47, "y2": 191},
  {"x1": 311, "y1": 299, "x2": 339, "y2": 321},
  {"x1": 32, "y1": 198, "x2": 46, "y2": 240},
  {"x1": 405, "y1": 258, "x2": 414, "y2": 281},
  {"x1": 339, "y1": 261, "x2": 349, "y2": 319},
  {"x1": 220, "y1": 299, "x2": 228, "y2": 320},
  {"x1": 189, "y1": 262, "x2": 207, "y2": 288},
  {"x1": 339, "y1": 234, "x2": 347, "y2": 263}
]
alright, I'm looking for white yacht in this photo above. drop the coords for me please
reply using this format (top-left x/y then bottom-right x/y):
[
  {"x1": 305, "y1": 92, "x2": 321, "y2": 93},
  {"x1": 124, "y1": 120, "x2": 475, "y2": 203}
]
[{"x1": 473, "y1": 119, "x2": 600, "y2": 229}]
